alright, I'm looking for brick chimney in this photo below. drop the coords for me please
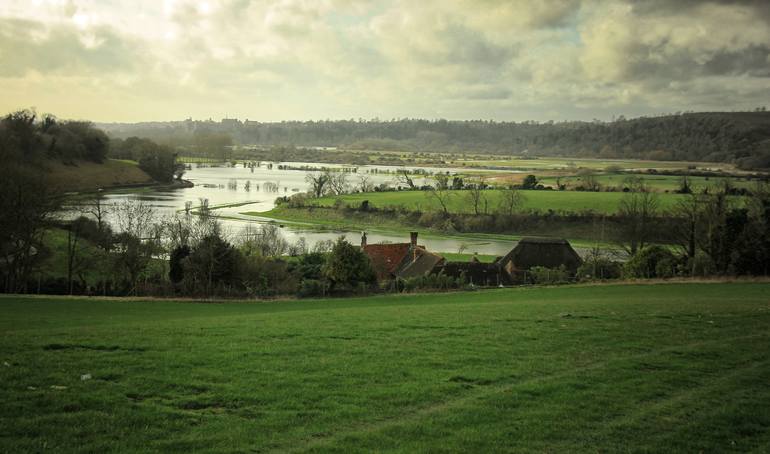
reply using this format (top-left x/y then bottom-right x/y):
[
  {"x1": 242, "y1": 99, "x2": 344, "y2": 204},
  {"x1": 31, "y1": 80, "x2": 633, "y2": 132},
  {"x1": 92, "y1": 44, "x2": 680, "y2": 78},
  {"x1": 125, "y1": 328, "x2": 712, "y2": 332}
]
[{"x1": 361, "y1": 232, "x2": 367, "y2": 248}]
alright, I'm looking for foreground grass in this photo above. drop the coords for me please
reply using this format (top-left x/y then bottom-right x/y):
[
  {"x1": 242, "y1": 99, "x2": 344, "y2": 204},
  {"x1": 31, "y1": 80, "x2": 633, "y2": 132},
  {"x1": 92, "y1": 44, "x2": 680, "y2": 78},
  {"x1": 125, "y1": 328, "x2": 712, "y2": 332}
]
[{"x1": 1, "y1": 282, "x2": 769, "y2": 452}]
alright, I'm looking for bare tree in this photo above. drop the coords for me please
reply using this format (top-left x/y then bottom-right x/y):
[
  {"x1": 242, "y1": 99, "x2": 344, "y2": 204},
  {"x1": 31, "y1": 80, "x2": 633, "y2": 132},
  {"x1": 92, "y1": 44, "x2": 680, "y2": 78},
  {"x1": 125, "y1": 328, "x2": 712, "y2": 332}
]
[
  {"x1": 306, "y1": 172, "x2": 330, "y2": 197},
  {"x1": 327, "y1": 171, "x2": 349, "y2": 195},
  {"x1": 357, "y1": 175, "x2": 374, "y2": 193},
  {"x1": 238, "y1": 223, "x2": 288, "y2": 257},
  {"x1": 466, "y1": 182, "x2": 489, "y2": 215},
  {"x1": 82, "y1": 191, "x2": 109, "y2": 234},
  {"x1": 582, "y1": 174, "x2": 602, "y2": 192},
  {"x1": 497, "y1": 186, "x2": 525, "y2": 216},
  {"x1": 672, "y1": 192, "x2": 705, "y2": 265},
  {"x1": 396, "y1": 169, "x2": 417, "y2": 190},
  {"x1": 617, "y1": 178, "x2": 660, "y2": 254},
  {"x1": 428, "y1": 181, "x2": 453, "y2": 215},
  {"x1": 111, "y1": 200, "x2": 160, "y2": 294}
]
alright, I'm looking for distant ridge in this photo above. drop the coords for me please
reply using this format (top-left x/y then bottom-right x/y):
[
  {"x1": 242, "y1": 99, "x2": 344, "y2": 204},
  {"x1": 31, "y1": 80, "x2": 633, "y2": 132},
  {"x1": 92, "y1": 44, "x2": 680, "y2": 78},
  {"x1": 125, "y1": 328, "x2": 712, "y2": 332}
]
[{"x1": 98, "y1": 111, "x2": 770, "y2": 169}]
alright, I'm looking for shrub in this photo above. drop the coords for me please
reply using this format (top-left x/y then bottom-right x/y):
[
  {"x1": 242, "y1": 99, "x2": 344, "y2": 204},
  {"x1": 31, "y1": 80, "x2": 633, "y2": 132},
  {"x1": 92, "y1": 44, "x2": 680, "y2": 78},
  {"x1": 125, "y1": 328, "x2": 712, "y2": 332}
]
[
  {"x1": 297, "y1": 278, "x2": 325, "y2": 297},
  {"x1": 529, "y1": 266, "x2": 570, "y2": 284},
  {"x1": 402, "y1": 273, "x2": 465, "y2": 292},
  {"x1": 690, "y1": 251, "x2": 717, "y2": 277},
  {"x1": 577, "y1": 257, "x2": 622, "y2": 280},
  {"x1": 623, "y1": 245, "x2": 678, "y2": 279}
]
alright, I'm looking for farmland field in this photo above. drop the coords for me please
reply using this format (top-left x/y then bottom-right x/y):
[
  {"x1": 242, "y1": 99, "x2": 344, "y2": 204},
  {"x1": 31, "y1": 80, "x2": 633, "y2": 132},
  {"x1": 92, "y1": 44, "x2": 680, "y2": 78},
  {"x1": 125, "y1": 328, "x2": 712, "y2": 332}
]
[
  {"x1": 459, "y1": 156, "x2": 735, "y2": 171},
  {"x1": 298, "y1": 189, "x2": 692, "y2": 215},
  {"x1": 2, "y1": 282, "x2": 769, "y2": 452}
]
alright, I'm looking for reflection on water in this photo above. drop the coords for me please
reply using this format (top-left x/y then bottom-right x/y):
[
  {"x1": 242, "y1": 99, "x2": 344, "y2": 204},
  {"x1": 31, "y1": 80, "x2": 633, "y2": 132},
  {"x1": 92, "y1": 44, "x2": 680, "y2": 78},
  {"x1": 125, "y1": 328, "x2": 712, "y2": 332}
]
[{"x1": 71, "y1": 162, "x2": 518, "y2": 256}]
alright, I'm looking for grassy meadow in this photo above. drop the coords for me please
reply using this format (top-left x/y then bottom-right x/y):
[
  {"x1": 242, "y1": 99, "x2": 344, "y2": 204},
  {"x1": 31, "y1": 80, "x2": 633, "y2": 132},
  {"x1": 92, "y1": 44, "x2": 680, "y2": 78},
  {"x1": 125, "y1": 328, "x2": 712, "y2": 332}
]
[
  {"x1": 297, "y1": 189, "x2": 692, "y2": 215},
  {"x1": 2, "y1": 282, "x2": 769, "y2": 452},
  {"x1": 47, "y1": 159, "x2": 153, "y2": 192},
  {"x1": 458, "y1": 156, "x2": 735, "y2": 172}
]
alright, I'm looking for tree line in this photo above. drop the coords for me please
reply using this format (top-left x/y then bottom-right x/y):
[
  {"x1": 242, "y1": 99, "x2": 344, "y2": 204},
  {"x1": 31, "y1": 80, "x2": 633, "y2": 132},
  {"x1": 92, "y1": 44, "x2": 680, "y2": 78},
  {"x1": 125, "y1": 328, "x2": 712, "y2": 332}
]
[
  {"x1": 100, "y1": 111, "x2": 770, "y2": 169},
  {"x1": 0, "y1": 110, "x2": 187, "y2": 292}
]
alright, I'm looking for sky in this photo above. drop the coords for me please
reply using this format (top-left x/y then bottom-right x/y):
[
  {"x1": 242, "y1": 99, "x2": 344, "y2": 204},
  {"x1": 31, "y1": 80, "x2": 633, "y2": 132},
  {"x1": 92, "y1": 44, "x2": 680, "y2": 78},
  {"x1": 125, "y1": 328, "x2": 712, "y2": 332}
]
[{"x1": 1, "y1": 0, "x2": 769, "y2": 122}]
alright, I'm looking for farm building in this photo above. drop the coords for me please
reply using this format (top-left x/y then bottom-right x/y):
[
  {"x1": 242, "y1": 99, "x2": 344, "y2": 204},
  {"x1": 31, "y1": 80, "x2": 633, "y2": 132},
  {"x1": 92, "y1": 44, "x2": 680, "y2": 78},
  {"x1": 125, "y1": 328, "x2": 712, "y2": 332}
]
[
  {"x1": 498, "y1": 237, "x2": 582, "y2": 282},
  {"x1": 361, "y1": 232, "x2": 445, "y2": 282}
]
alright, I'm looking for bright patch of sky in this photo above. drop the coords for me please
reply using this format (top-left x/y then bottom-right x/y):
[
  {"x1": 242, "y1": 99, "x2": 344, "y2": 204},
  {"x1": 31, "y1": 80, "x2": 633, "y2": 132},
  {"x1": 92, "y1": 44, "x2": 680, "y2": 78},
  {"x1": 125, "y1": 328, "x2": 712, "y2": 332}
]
[{"x1": 1, "y1": 0, "x2": 769, "y2": 122}]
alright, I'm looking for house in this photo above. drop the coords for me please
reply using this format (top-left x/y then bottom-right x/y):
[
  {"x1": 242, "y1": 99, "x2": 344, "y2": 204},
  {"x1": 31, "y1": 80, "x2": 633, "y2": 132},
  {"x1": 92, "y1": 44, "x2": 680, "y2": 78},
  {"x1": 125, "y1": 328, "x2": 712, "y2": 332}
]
[
  {"x1": 361, "y1": 232, "x2": 445, "y2": 282},
  {"x1": 497, "y1": 237, "x2": 582, "y2": 282}
]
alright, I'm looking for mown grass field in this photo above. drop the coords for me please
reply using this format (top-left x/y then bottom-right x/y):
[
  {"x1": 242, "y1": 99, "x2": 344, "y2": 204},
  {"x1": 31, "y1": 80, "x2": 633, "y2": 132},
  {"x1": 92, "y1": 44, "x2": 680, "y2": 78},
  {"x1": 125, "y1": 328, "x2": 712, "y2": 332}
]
[
  {"x1": 303, "y1": 189, "x2": 691, "y2": 215},
  {"x1": 2, "y1": 283, "x2": 769, "y2": 452}
]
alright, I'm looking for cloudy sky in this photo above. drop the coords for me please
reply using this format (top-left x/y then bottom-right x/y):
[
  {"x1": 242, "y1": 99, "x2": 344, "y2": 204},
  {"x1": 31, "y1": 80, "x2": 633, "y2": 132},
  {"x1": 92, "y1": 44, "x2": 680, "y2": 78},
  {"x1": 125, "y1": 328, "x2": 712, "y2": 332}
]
[{"x1": 1, "y1": 0, "x2": 769, "y2": 122}]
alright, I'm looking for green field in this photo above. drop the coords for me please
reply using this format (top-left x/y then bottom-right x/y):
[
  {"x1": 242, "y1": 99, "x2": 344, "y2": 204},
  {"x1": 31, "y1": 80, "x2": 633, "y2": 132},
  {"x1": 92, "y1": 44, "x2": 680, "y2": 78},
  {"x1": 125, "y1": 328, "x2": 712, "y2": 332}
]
[
  {"x1": 536, "y1": 173, "x2": 757, "y2": 192},
  {"x1": 303, "y1": 189, "x2": 691, "y2": 215},
  {"x1": 48, "y1": 159, "x2": 154, "y2": 192},
  {"x1": 460, "y1": 156, "x2": 734, "y2": 172},
  {"x1": 2, "y1": 283, "x2": 769, "y2": 452}
]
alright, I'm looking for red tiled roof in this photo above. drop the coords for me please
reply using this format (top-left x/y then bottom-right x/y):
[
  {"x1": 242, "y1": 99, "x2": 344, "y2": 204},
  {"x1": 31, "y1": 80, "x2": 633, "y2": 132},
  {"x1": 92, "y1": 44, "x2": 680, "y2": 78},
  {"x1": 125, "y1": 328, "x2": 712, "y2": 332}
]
[{"x1": 363, "y1": 243, "x2": 411, "y2": 279}]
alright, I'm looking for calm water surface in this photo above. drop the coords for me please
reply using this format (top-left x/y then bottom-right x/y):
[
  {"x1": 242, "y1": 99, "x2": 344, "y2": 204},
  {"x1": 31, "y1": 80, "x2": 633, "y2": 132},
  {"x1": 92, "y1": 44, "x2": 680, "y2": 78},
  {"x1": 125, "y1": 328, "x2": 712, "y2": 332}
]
[{"x1": 76, "y1": 163, "x2": 518, "y2": 256}]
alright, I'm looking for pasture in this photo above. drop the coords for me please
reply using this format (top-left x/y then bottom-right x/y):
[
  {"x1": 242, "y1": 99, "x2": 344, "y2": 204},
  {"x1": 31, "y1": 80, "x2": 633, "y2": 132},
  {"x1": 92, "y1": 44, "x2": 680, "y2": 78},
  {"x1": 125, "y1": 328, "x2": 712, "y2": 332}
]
[
  {"x1": 1, "y1": 282, "x2": 769, "y2": 452},
  {"x1": 306, "y1": 189, "x2": 691, "y2": 215},
  {"x1": 458, "y1": 156, "x2": 734, "y2": 172}
]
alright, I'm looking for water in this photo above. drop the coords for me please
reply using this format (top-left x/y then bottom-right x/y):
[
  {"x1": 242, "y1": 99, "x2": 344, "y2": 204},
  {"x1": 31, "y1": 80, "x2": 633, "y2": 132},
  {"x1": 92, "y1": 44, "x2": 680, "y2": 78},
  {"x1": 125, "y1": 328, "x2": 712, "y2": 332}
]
[{"x1": 70, "y1": 162, "x2": 518, "y2": 256}]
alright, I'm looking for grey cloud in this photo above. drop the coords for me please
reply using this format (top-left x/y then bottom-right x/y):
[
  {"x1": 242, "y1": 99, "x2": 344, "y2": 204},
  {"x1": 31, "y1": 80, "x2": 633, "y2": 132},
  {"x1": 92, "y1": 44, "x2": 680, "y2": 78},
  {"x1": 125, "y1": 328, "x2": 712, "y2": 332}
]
[{"x1": 0, "y1": 18, "x2": 143, "y2": 77}]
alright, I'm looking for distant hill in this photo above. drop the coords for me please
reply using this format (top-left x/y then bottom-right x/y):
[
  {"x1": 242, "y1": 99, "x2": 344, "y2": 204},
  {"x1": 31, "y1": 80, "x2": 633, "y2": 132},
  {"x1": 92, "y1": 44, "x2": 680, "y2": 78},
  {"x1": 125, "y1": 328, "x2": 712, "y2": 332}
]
[{"x1": 98, "y1": 111, "x2": 770, "y2": 169}]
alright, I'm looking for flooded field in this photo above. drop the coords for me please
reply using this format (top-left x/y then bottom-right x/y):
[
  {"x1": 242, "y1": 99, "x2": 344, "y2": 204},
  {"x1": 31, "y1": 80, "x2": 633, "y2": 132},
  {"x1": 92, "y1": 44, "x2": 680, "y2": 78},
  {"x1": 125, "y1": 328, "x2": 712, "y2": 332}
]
[{"x1": 68, "y1": 162, "x2": 518, "y2": 256}]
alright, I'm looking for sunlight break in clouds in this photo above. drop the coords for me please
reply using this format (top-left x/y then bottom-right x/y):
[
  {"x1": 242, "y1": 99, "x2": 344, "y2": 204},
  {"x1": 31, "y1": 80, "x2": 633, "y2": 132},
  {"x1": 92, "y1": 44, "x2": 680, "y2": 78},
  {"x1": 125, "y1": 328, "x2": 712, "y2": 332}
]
[{"x1": 0, "y1": 0, "x2": 769, "y2": 122}]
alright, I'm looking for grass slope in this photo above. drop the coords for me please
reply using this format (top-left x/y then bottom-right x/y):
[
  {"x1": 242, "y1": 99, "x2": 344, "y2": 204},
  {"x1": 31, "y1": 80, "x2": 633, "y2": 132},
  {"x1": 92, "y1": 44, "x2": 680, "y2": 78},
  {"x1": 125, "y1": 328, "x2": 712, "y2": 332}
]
[
  {"x1": 1, "y1": 282, "x2": 769, "y2": 452},
  {"x1": 47, "y1": 159, "x2": 154, "y2": 192}
]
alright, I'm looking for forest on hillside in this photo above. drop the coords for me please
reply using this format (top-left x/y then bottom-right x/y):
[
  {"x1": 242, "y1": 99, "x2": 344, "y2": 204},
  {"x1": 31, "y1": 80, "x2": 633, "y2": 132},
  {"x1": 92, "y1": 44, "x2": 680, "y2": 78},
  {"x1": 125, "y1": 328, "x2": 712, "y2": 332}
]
[{"x1": 99, "y1": 111, "x2": 770, "y2": 169}]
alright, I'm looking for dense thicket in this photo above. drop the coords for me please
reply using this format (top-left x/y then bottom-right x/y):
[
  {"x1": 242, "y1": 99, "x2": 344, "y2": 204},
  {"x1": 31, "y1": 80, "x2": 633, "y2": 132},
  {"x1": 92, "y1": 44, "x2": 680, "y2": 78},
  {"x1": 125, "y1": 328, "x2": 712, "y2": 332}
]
[
  {"x1": 100, "y1": 111, "x2": 770, "y2": 169},
  {"x1": 109, "y1": 137, "x2": 184, "y2": 182}
]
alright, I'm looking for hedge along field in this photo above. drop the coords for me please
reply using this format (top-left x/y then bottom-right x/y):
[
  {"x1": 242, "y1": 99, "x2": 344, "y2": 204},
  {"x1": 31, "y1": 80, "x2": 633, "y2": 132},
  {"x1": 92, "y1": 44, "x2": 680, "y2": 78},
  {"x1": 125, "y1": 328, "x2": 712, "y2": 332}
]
[
  {"x1": 1, "y1": 282, "x2": 770, "y2": 452},
  {"x1": 307, "y1": 189, "x2": 692, "y2": 215},
  {"x1": 459, "y1": 156, "x2": 734, "y2": 171}
]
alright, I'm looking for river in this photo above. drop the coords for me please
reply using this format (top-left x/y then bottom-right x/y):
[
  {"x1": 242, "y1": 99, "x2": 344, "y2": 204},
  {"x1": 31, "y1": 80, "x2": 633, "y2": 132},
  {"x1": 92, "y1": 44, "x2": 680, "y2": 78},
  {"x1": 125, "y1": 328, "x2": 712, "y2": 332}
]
[{"x1": 73, "y1": 162, "x2": 520, "y2": 256}]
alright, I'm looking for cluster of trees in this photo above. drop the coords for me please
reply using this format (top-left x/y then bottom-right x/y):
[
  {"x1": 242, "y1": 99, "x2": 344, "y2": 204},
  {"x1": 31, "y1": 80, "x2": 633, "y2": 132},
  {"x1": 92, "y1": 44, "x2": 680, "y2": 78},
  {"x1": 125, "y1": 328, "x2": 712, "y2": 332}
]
[
  {"x1": 0, "y1": 110, "x2": 111, "y2": 292},
  {"x1": 1, "y1": 110, "x2": 109, "y2": 165},
  {"x1": 109, "y1": 137, "x2": 185, "y2": 183},
  {"x1": 1, "y1": 194, "x2": 379, "y2": 298},
  {"x1": 100, "y1": 111, "x2": 770, "y2": 169}
]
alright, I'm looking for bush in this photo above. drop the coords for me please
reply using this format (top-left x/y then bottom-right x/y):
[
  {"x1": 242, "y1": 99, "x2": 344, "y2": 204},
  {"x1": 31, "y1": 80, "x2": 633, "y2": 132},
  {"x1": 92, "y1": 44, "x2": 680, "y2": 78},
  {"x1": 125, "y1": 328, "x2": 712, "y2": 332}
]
[
  {"x1": 529, "y1": 266, "x2": 570, "y2": 284},
  {"x1": 577, "y1": 257, "x2": 622, "y2": 280},
  {"x1": 690, "y1": 252, "x2": 717, "y2": 277},
  {"x1": 402, "y1": 273, "x2": 465, "y2": 292},
  {"x1": 623, "y1": 245, "x2": 679, "y2": 279},
  {"x1": 298, "y1": 279, "x2": 326, "y2": 298}
]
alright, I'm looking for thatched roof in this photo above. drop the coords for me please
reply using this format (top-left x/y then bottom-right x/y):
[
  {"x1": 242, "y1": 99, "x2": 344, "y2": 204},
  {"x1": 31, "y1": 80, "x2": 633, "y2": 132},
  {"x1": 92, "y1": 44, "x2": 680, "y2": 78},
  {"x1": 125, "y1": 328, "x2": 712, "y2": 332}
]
[{"x1": 499, "y1": 237, "x2": 582, "y2": 273}]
